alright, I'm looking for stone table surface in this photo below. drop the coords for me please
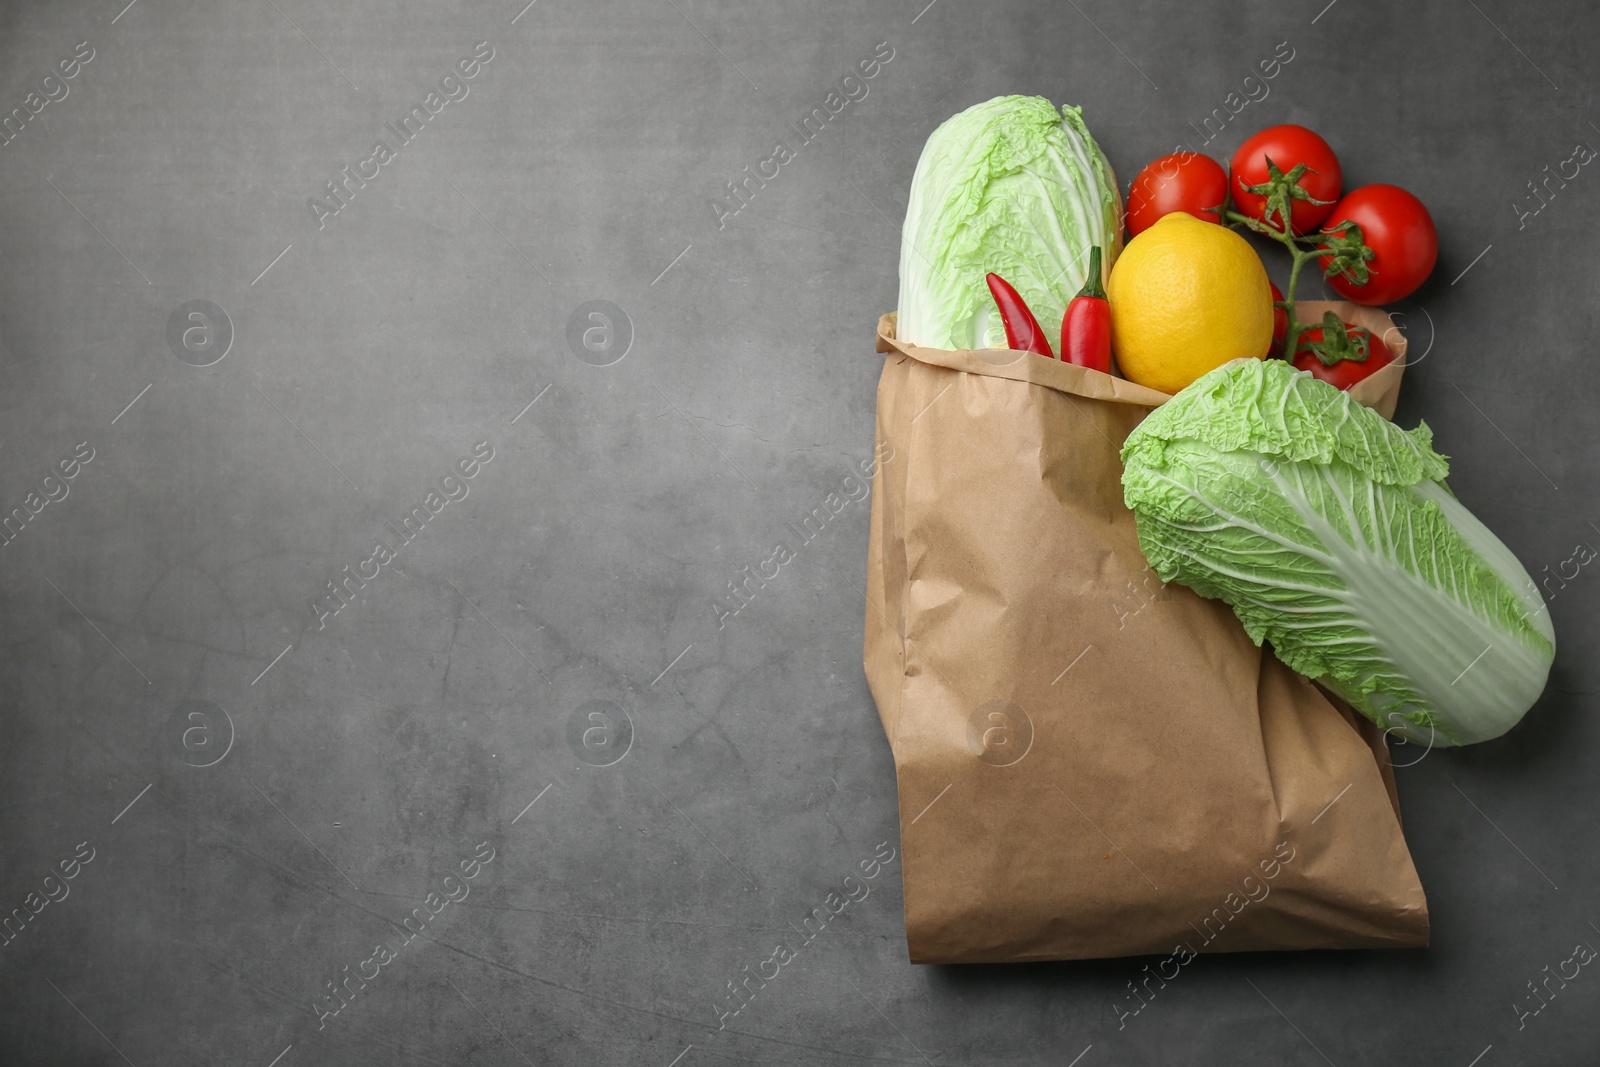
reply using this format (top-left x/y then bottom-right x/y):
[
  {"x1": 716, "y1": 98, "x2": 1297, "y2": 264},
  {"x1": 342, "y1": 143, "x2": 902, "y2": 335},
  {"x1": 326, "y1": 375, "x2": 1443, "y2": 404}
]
[{"x1": 0, "y1": 0, "x2": 1595, "y2": 1064}]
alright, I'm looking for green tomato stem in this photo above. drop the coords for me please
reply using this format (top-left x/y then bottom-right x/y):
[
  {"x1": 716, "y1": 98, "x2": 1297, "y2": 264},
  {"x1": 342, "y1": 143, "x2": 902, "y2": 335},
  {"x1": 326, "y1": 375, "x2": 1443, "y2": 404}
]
[
  {"x1": 1224, "y1": 208, "x2": 1321, "y2": 360},
  {"x1": 1282, "y1": 243, "x2": 1322, "y2": 359}
]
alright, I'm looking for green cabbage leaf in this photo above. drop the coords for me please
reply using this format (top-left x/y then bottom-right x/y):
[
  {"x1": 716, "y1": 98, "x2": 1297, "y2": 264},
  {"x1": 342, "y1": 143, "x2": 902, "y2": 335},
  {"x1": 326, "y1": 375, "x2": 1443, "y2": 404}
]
[
  {"x1": 896, "y1": 95, "x2": 1122, "y2": 351},
  {"x1": 1121, "y1": 358, "x2": 1554, "y2": 747}
]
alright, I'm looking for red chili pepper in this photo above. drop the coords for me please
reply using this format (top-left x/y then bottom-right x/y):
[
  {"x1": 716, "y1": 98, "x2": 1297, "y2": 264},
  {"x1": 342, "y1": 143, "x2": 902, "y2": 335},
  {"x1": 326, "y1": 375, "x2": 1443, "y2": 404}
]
[
  {"x1": 1060, "y1": 246, "x2": 1111, "y2": 373},
  {"x1": 985, "y1": 272, "x2": 1054, "y2": 358}
]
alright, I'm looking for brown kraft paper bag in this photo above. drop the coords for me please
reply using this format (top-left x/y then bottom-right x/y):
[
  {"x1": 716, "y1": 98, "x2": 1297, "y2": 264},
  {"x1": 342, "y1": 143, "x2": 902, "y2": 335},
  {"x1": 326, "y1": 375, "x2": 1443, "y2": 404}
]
[{"x1": 863, "y1": 312, "x2": 1428, "y2": 964}]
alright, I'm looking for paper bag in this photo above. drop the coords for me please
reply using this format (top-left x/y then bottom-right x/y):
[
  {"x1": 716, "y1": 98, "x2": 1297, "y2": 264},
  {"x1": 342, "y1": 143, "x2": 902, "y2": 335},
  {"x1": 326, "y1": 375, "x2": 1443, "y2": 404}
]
[{"x1": 863, "y1": 313, "x2": 1428, "y2": 963}]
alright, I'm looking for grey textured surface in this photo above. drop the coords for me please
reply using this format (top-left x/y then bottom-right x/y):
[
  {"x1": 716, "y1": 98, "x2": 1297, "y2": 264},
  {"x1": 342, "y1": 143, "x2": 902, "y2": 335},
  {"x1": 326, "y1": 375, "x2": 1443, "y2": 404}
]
[{"x1": 0, "y1": 0, "x2": 1595, "y2": 1063}]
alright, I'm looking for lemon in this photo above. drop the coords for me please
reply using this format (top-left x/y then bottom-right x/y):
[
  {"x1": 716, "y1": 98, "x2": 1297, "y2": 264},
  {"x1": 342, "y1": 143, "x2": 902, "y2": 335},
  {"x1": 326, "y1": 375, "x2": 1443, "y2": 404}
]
[{"x1": 1106, "y1": 212, "x2": 1272, "y2": 395}]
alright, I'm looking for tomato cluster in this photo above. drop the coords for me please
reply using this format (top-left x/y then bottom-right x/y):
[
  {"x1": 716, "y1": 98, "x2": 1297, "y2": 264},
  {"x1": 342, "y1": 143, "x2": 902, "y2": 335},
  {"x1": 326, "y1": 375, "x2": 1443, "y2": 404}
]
[{"x1": 1123, "y1": 125, "x2": 1437, "y2": 391}]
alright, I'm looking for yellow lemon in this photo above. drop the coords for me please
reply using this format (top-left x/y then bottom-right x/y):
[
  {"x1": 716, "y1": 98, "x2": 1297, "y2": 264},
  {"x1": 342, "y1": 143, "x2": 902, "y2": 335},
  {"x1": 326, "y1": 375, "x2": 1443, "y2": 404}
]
[{"x1": 1106, "y1": 212, "x2": 1272, "y2": 395}]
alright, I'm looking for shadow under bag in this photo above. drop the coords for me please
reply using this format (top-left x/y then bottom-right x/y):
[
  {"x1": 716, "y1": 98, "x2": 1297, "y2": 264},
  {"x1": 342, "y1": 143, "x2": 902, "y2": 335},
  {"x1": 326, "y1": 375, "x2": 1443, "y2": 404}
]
[{"x1": 863, "y1": 313, "x2": 1428, "y2": 964}]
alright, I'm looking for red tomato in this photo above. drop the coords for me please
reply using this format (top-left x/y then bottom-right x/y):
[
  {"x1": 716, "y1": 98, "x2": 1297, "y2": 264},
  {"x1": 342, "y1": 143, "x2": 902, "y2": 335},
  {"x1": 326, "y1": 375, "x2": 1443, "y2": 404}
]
[
  {"x1": 1268, "y1": 282, "x2": 1288, "y2": 359},
  {"x1": 1317, "y1": 184, "x2": 1438, "y2": 305},
  {"x1": 1125, "y1": 152, "x2": 1229, "y2": 237},
  {"x1": 1230, "y1": 125, "x2": 1342, "y2": 235},
  {"x1": 1292, "y1": 324, "x2": 1393, "y2": 390}
]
